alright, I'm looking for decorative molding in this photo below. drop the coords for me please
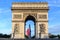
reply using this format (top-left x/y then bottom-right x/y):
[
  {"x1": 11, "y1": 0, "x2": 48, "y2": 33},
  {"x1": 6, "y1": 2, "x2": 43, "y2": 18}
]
[
  {"x1": 12, "y1": 20, "x2": 24, "y2": 22},
  {"x1": 12, "y1": 20, "x2": 48, "y2": 22},
  {"x1": 12, "y1": 10, "x2": 48, "y2": 13},
  {"x1": 36, "y1": 21, "x2": 48, "y2": 22},
  {"x1": 12, "y1": 2, "x2": 49, "y2": 10},
  {"x1": 23, "y1": 13, "x2": 37, "y2": 19},
  {"x1": 13, "y1": 14, "x2": 22, "y2": 19},
  {"x1": 11, "y1": 7, "x2": 49, "y2": 10},
  {"x1": 38, "y1": 14, "x2": 47, "y2": 19}
]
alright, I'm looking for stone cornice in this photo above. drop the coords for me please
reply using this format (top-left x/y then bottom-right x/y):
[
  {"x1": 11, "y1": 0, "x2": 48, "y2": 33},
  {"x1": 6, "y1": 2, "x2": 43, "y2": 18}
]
[
  {"x1": 12, "y1": 7, "x2": 49, "y2": 10},
  {"x1": 12, "y1": 9, "x2": 48, "y2": 13},
  {"x1": 12, "y1": 2, "x2": 49, "y2": 10},
  {"x1": 12, "y1": 20, "x2": 48, "y2": 22}
]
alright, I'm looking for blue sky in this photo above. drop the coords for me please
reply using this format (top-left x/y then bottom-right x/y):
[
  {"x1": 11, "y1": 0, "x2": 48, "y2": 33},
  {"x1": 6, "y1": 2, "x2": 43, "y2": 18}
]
[{"x1": 0, "y1": 0, "x2": 60, "y2": 35}]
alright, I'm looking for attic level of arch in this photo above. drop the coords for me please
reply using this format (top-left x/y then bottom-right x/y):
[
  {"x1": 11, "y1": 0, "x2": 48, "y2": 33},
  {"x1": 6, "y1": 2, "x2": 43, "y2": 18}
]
[{"x1": 12, "y1": 2, "x2": 49, "y2": 10}]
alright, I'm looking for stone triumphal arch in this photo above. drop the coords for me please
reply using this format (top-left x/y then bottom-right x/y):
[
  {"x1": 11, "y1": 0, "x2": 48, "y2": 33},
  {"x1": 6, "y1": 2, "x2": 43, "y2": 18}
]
[{"x1": 11, "y1": 2, "x2": 49, "y2": 39}]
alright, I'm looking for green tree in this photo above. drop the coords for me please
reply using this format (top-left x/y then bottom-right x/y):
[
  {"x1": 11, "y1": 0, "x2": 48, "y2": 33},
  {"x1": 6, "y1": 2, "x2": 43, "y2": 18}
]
[
  {"x1": 0, "y1": 33, "x2": 11, "y2": 38},
  {"x1": 49, "y1": 34, "x2": 57, "y2": 38},
  {"x1": 57, "y1": 35, "x2": 60, "y2": 38}
]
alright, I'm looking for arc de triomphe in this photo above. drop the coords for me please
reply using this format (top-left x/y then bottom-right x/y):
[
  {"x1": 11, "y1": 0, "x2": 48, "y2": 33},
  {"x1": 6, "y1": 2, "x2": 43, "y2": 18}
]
[{"x1": 11, "y1": 2, "x2": 49, "y2": 39}]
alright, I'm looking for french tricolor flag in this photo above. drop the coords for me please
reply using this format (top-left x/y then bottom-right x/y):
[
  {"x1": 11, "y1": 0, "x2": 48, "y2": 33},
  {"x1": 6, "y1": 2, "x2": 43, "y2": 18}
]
[{"x1": 26, "y1": 25, "x2": 31, "y2": 37}]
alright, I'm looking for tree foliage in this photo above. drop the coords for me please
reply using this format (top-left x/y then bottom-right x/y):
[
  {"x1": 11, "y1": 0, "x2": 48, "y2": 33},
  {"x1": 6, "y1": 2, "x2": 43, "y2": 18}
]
[
  {"x1": 57, "y1": 35, "x2": 60, "y2": 38},
  {"x1": 49, "y1": 33, "x2": 60, "y2": 38},
  {"x1": 49, "y1": 35, "x2": 57, "y2": 38},
  {"x1": 0, "y1": 33, "x2": 11, "y2": 38}
]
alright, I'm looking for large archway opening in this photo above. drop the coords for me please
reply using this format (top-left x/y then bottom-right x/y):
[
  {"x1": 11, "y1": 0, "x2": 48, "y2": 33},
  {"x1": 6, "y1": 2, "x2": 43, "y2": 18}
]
[{"x1": 24, "y1": 15, "x2": 36, "y2": 39}]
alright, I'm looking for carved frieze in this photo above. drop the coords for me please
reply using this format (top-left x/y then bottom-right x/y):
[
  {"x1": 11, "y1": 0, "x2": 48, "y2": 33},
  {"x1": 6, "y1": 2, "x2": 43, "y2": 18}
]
[
  {"x1": 12, "y1": 2, "x2": 48, "y2": 10},
  {"x1": 38, "y1": 14, "x2": 47, "y2": 19},
  {"x1": 23, "y1": 13, "x2": 37, "y2": 19},
  {"x1": 13, "y1": 14, "x2": 22, "y2": 19}
]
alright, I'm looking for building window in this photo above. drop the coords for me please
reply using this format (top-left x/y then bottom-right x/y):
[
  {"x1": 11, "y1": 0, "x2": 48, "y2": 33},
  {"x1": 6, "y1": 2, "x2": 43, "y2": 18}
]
[{"x1": 39, "y1": 24, "x2": 46, "y2": 33}]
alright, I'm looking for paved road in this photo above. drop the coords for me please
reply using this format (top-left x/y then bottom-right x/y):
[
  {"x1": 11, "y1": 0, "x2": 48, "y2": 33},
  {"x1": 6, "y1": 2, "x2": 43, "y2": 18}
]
[
  {"x1": 0, "y1": 38, "x2": 60, "y2": 40},
  {"x1": 0, "y1": 38, "x2": 11, "y2": 40}
]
